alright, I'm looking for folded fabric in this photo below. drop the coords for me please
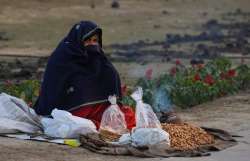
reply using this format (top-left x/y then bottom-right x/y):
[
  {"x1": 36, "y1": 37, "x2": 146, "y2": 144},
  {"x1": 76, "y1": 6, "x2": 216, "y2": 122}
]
[{"x1": 80, "y1": 127, "x2": 238, "y2": 157}]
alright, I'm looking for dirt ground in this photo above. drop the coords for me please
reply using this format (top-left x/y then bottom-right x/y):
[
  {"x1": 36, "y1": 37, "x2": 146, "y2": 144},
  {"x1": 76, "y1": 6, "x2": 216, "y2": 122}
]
[
  {"x1": 1, "y1": 0, "x2": 250, "y2": 55},
  {"x1": 0, "y1": 90, "x2": 249, "y2": 161},
  {"x1": 1, "y1": 0, "x2": 250, "y2": 84}
]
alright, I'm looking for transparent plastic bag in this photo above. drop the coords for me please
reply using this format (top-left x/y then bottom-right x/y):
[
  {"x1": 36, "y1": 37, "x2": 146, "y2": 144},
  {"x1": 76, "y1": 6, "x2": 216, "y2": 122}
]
[
  {"x1": 131, "y1": 128, "x2": 170, "y2": 147},
  {"x1": 131, "y1": 87, "x2": 161, "y2": 129},
  {"x1": 99, "y1": 95, "x2": 128, "y2": 135}
]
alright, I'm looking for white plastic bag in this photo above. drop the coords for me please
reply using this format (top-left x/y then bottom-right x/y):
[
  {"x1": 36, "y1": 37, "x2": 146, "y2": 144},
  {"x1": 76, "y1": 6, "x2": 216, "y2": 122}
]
[
  {"x1": 119, "y1": 88, "x2": 171, "y2": 147},
  {"x1": 131, "y1": 87, "x2": 161, "y2": 129},
  {"x1": 41, "y1": 109, "x2": 97, "y2": 138},
  {"x1": 131, "y1": 128, "x2": 170, "y2": 147},
  {"x1": 0, "y1": 93, "x2": 42, "y2": 134},
  {"x1": 118, "y1": 133, "x2": 131, "y2": 145},
  {"x1": 99, "y1": 95, "x2": 127, "y2": 135}
]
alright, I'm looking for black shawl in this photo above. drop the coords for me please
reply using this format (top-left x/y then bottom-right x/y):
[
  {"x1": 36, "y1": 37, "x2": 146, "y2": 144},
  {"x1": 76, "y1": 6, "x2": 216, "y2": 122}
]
[{"x1": 34, "y1": 21, "x2": 121, "y2": 116}]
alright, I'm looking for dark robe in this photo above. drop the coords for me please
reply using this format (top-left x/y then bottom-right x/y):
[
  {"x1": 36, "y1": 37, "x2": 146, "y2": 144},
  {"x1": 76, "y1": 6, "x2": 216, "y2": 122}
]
[{"x1": 34, "y1": 21, "x2": 122, "y2": 116}]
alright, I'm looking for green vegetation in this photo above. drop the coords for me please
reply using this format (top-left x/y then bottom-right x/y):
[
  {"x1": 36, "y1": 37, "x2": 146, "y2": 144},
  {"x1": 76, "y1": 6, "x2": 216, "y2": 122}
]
[
  {"x1": 1, "y1": 57, "x2": 249, "y2": 108},
  {"x1": 122, "y1": 57, "x2": 250, "y2": 108}
]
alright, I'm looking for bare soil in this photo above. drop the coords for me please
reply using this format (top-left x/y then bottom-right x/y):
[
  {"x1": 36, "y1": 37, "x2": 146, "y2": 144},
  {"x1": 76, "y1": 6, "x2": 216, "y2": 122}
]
[{"x1": 1, "y1": 0, "x2": 250, "y2": 54}]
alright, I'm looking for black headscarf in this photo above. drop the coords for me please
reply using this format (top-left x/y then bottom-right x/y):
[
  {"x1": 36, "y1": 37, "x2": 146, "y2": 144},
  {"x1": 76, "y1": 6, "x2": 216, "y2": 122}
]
[{"x1": 34, "y1": 21, "x2": 122, "y2": 116}]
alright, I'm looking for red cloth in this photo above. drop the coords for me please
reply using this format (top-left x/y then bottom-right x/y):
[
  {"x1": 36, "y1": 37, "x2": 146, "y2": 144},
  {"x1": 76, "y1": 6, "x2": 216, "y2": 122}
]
[{"x1": 70, "y1": 102, "x2": 136, "y2": 130}]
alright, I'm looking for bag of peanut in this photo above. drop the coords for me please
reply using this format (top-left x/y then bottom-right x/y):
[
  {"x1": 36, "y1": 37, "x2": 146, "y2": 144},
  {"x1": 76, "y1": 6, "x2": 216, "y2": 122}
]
[
  {"x1": 131, "y1": 87, "x2": 161, "y2": 129},
  {"x1": 99, "y1": 95, "x2": 128, "y2": 135}
]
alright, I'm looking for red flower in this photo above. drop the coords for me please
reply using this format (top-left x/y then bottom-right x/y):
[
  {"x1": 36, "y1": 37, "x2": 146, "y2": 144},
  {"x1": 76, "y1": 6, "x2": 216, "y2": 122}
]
[
  {"x1": 170, "y1": 67, "x2": 177, "y2": 76},
  {"x1": 5, "y1": 80, "x2": 12, "y2": 86},
  {"x1": 197, "y1": 64, "x2": 204, "y2": 70},
  {"x1": 145, "y1": 68, "x2": 153, "y2": 79},
  {"x1": 193, "y1": 73, "x2": 201, "y2": 81},
  {"x1": 121, "y1": 84, "x2": 127, "y2": 96},
  {"x1": 175, "y1": 59, "x2": 181, "y2": 65},
  {"x1": 204, "y1": 74, "x2": 215, "y2": 85},
  {"x1": 227, "y1": 69, "x2": 236, "y2": 77}
]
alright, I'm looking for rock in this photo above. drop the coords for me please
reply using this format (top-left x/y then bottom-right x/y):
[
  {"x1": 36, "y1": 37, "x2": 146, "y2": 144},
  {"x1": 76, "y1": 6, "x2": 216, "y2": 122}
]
[
  {"x1": 18, "y1": 68, "x2": 33, "y2": 78},
  {"x1": 10, "y1": 68, "x2": 22, "y2": 74},
  {"x1": 90, "y1": 3, "x2": 95, "y2": 9},
  {"x1": 162, "y1": 10, "x2": 169, "y2": 15},
  {"x1": 190, "y1": 59, "x2": 198, "y2": 65},
  {"x1": 235, "y1": 8, "x2": 242, "y2": 14},
  {"x1": 37, "y1": 68, "x2": 45, "y2": 73},
  {"x1": 111, "y1": 0, "x2": 120, "y2": 9},
  {"x1": 37, "y1": 57, "x2": 48, "y2": 66},
  {"x1": 197, "y1": 59, "x2": 204, "y2": 64},
  {"x1": 202, "y1": 12, "x2": 208, "y2": 17},
  {"x1": 0, "y1": 32, "x2": 9, "y2": 41},
  {"x1": 14, "y1": 59, "x2": 23, "y2": 67},
  {"x1": 153, "y1": 24, "x2": 161, "y2": 29},
  {"x1": 204, "y1": 19, "x2": 219, "y2": 29},
  {"x1": 226, "y1": 42, "x2": 235, "y2": 49},
  {"x1": 36, "y1": 68, "x2": 45, "y2": 80},
  {"x1": 162, "y1": 43, "x2": 170, "y2": 50}
]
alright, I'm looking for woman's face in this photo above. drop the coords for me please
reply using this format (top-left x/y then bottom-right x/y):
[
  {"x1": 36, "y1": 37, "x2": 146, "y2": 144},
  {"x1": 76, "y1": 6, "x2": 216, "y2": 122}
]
[{"x1": 83, "y1": 34, "x2": 99, "y2": 46}]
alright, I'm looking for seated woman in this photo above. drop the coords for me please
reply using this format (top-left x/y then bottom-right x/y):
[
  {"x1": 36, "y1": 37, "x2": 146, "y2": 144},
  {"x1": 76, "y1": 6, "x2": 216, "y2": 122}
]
[{"x1": 33, "y1": 21, "x2": 135, "y2": 130}]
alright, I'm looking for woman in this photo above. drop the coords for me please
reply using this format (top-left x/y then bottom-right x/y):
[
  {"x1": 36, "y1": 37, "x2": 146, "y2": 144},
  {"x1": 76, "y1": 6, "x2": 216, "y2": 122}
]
[{"x1": 34, "y1": 21, "x2": 135, "y2": 130}]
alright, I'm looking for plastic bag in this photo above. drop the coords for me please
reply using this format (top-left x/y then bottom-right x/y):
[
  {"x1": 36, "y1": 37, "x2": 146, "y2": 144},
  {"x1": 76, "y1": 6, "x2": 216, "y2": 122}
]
[
  {"x1": 41, "y1": 109, "x2": 97, "y2": 138},
  {"x1": 0, "y1": 93, "x2": 42, "y2": 134},
  {"x1": 99, "y1": 95, "x2": 127, "y2": 135},
  {"x1": 118, "y1": 133, "x2": 131, "y2": 145},
  {"x1": 118, "y1": 128, "x2": 170, "y2": 147},
  {"x1": 152, "y1": 87, "x2": 173, "y2": 118},
  {"x1": 131, "y1": 87, "x2": 161, "y2": 129},
  {"x1": 131, "y1": 128, "x2": 170, "y2": 147}
]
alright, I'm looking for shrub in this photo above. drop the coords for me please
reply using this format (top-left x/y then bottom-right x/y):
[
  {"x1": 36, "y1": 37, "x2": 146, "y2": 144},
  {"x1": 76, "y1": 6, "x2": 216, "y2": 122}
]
[{"x1": 125, "y1": 57, "x2": 250, "y2": 108}]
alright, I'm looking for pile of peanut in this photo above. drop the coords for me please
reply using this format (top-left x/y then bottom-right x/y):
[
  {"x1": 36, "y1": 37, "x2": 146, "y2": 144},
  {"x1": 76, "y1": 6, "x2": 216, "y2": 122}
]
[{"x1": 162, "y1": 123, "x2": 214, "y2": 150}]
